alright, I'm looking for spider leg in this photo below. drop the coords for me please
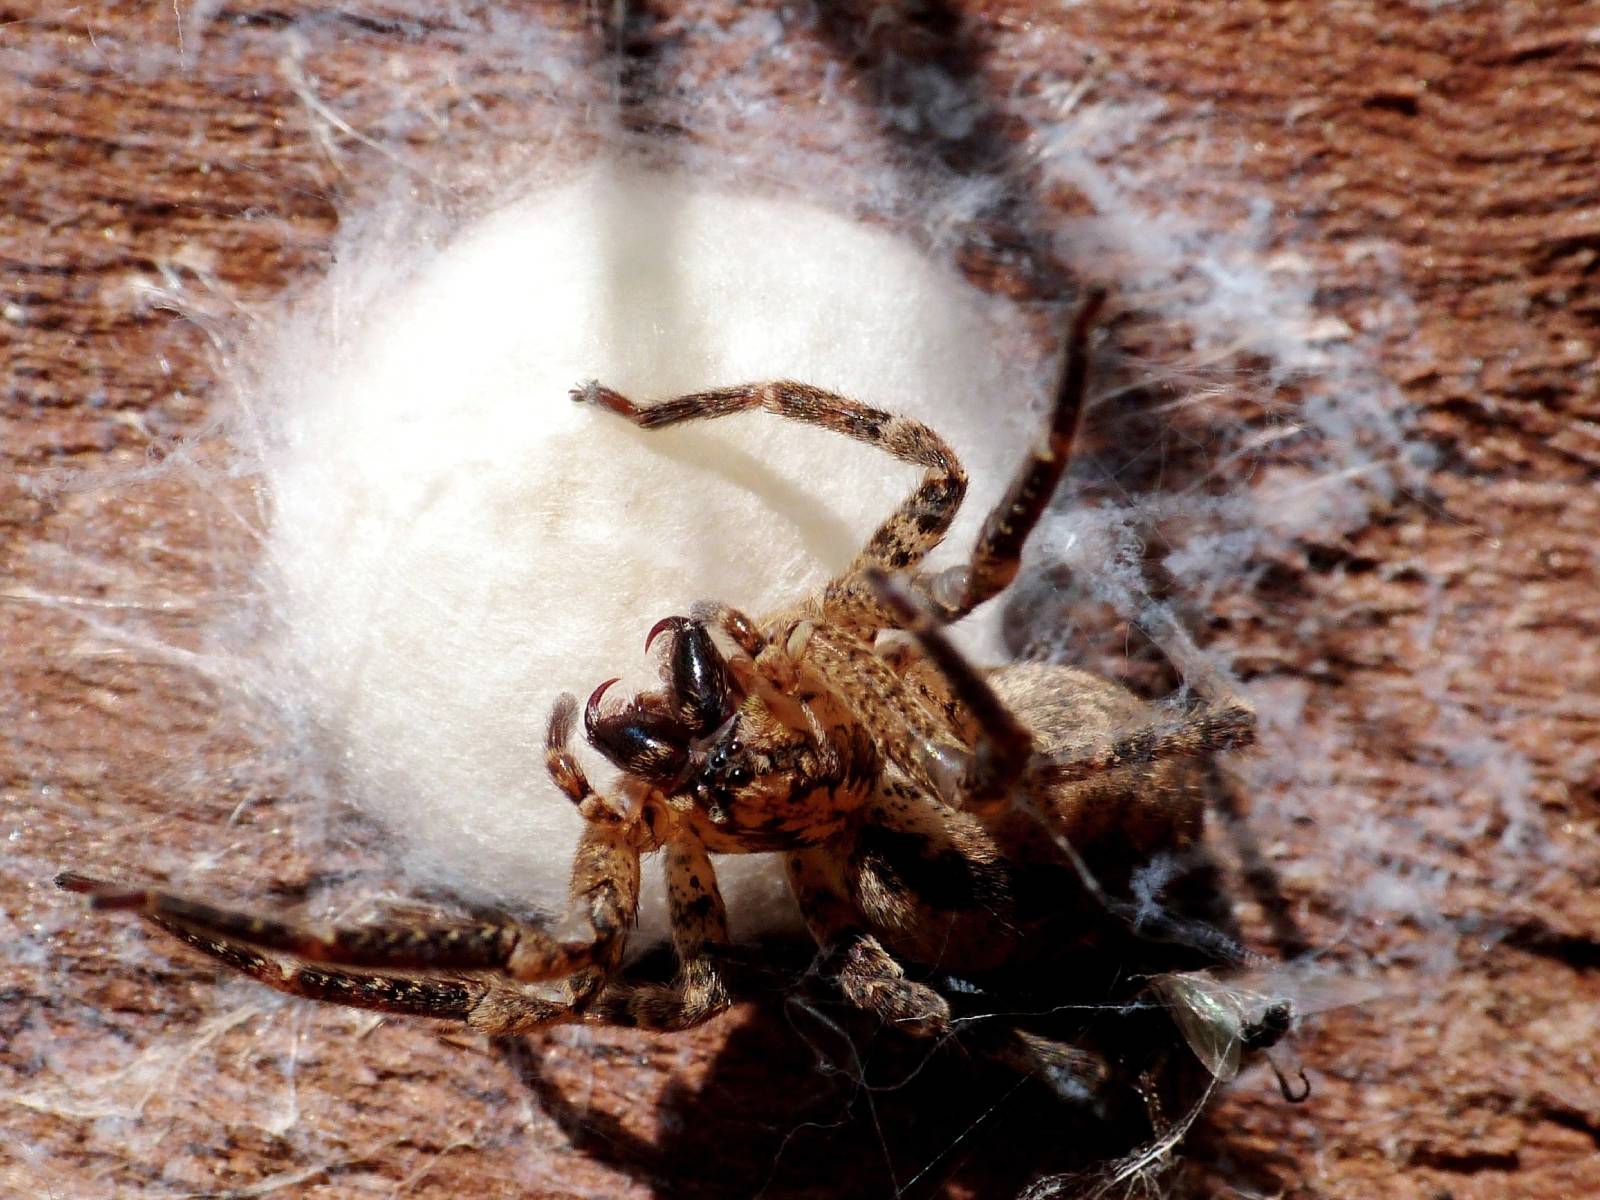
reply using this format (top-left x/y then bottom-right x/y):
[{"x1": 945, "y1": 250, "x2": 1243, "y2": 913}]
[
  {"x1": 969, "y1": 1024, "x2": 1115, "y2": 1106},
  {"x1": 58, "y1": 872, "x2": 525, "y2": 973},
  {"x1": 571, "y1": 377, "x2": 967, "y2": 629},
  {"x1": 915, "y1": 287, "x2": 1106, "y2": 622},
  {"x1": 145, "y1": 907, "x2": 638, "y2": 1038},
  {"x1": 55, "y1": 696, "x2": 648, "y2": 1031},
  {"x1": 482, "y1": 721, "x2": 732, "y2": 1035},
  {"x1": 867, "y1": 568, "x2": 1255, "y2": 817},
  {"x1": 785, "y1": 847, "x2": 951, "y2": 1038},
  {"x1": 802, "y1": 625, "x2": 971, "y2": 805},
  {"x1": 864, "y1": 569, "x2": 1034, "y2": 812},
  {"x1": 57, "y1": 841, "x2": 638, "y2": 1037},
  {"x1": 1031, "y1": 707, "x2": 1255, "y2": 787},
  {"x1": 470, "y1": 836, "x2": 734, "y2": 1035},
  {"x1": 61, "y1": 888, "x2": 576, "y2": 1033},
  {"x1": 141, "y1": 912, "x2": 487, "y2": 1020},
  {"x1": 56, "y1": 817, "x2": 638, "y2": 986},
  {"x1": 585, "y1": 837, "x2": 732, "y2": 1031}
]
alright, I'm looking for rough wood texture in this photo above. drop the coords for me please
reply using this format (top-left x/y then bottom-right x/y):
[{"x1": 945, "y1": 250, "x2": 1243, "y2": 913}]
[{"x1": 4, "y1": 3, "x2": 1596, "y2": 1198}]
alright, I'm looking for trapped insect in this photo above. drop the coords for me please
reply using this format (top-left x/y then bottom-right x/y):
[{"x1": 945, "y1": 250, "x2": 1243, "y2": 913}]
[{"x1": 60, "y1": 288, "x2": 1298, "y2": 1116}]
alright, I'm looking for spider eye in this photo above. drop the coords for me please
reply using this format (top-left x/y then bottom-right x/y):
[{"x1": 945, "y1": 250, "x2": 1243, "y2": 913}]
[{"x1": 702, "y1": 729, "x2": 752, "y2": 791}]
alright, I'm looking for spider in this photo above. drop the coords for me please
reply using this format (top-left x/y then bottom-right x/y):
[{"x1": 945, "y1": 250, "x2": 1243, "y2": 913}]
[{"x1": 59, "y1": 288, "x2": 1288, "y2": 1108}]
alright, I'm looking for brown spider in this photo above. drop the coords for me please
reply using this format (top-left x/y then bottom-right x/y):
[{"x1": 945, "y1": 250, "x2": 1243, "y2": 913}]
[{"x1": 59, "y1": 289, "x2": 1288, "y2": 1108}]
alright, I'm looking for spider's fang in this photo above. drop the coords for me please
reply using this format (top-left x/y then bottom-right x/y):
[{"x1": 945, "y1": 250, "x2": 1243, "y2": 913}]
[
  {"x1": 584, "y1": 678, "x2": 622, "y2": 731},
  {"x1": 645, "y1": 616, "x2": 687, "y2": 654},
  {"x1": 583, "y1": 678, "x2": 693, "y2": 782}
]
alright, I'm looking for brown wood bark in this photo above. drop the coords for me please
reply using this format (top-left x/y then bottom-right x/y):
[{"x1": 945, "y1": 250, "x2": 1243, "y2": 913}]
[{"x1": 3, "y1": 3, "x2": 1596, "y2": 1198}]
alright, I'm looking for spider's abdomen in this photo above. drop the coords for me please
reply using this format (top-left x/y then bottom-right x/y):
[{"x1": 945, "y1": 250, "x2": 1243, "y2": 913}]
[{"x1": 992, "y1": 662, "x2": 1209, "y2": 864}]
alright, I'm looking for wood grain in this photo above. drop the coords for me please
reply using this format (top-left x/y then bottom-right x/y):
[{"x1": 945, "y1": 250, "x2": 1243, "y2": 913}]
[{"x1": 4, "y1": 3, "x2": 1595, "y2": 1197}]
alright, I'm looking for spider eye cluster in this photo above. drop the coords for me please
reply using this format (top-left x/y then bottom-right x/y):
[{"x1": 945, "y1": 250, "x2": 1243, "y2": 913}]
[
  {"x1": 705, "y1": 739, "x2": 750, "y2": 787},
  {"x1": 583, "y1": 617, "x2": 741, "y2": 786}
]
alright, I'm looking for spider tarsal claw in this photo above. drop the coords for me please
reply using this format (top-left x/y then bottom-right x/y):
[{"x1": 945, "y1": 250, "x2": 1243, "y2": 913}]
[{"x1": 570, "y1": 380, "x2": 634, "y2": 417}]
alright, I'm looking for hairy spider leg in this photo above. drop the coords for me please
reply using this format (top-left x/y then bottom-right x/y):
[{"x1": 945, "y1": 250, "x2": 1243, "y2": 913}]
[
  {"x1": 866, "y1": 568, "x2": 1255, "y2": 818},
  {"x1": 969, "y1": 1024, "x2": 1115, "y2": 1105},
  {"x1": 801, "y1": 625, "x2": 969, "y2": 804},
  {"x1": 56, "y1": 872, "x2": 592, "y2": 1035},
  {"x1": 58, "y1": 872, "x2": 519, "y2": 973},
  {"x1": 570, "y1": 377, "x2": 967, "y2": 631},
  {"x1": 49, "y1": 701, "x2": 650, "y2": 1031},
  {"x1": 1030, "y1": 708, "x2": 1255, "y2": 788},
  {"x1": 864, "y1": 568, "x2": 1034, "y2": 811},
  {"x1": 467, "y1": 834, "x2": 738, "y2": 1036},
  {"x1": 785, "y1": 848, "x2": 952, "y2": 1039},
  {"x1": 582, "y1": 837, "x2": 734, "y2": 1031},
  {"x1": 53, "y1": 812, "x2": 638, "y2": 988},
  {"x1": 522, "y1": 698, "x2": 736, "y2": 1033},
  {"x1": 53, "y1": 877, "x2": 489, "y2": 1021},
  {"x1": 917, "y1": 286, "x2": 1108, "y2": 622},
  {"x1": 787, "y1": 791, "x2": 1126, "y2": 1101}
]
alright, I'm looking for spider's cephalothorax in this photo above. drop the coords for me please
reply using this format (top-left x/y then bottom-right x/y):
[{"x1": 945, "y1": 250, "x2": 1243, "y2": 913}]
[
  {"x1": 60, "y1": 288, "x2": 1292, "y2": 1118},
  {"x1": 582, "y1": 615, "x2": 880, "y2": 851}
]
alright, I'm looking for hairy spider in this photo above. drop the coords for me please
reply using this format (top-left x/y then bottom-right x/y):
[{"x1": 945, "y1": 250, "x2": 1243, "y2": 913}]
[{"x1": 59, "y1": 289, "x2": 1293, "y2": 1111}]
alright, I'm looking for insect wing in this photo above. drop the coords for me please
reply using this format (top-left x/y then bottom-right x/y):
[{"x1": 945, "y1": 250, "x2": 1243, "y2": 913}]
[{"x1": 1151, "y1": 972, "x2": 1246, "y2": 1081}]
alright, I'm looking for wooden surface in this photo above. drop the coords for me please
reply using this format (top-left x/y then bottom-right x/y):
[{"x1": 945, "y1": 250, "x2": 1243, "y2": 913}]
[{"x1": 4, "y1": 3, "x2": 1597, "y2": 1198}]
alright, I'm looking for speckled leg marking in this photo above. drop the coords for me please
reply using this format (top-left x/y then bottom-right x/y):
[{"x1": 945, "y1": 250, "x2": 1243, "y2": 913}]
[
  {"x1": 541, "y1": 693, "x2": 645, "y2": 1002},
  {"x1": 587, "y1": 838, "x2": 732, "y2": 1031},
  {"x1": 145, "y1": 912, "x2": 485, "y2": 1021},
  {"x1": 56, "y1": 875, "x2": 589, "y2": 1031},
  {"x1": 572, "y1": 377, "x2": 968, "y2": 630},
  {"x1": 58, "y1": 872, "x2": 524, "y2": 973},
  {"x1": 918, "y1": 287, "x2": 1106, "y2": 622},
  {"x1": 467, "y1": 838, "x2": 734, "y2": 1035},
  {"x1": 51, "y1": 698, "x2": 649, "y2": 1030},
  {"x1": 86, "y1": 894, "x2": 593, "y2": 1036},
  {"x1": 56, "y1": 825, "x2": 637, "y2": 988},
  {"x1": 1033, "y1": 705, "x2": 1255, "y2": 787},
  {"x1": 802, "y1": 625, "x2": 968, "y2": 805},
  {"x1": 84, "y1": 901, "x2": 646, "y2": 1038},
  {"x1": 785, "y1": 849, "x2": 951, "y2": 1038}
]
